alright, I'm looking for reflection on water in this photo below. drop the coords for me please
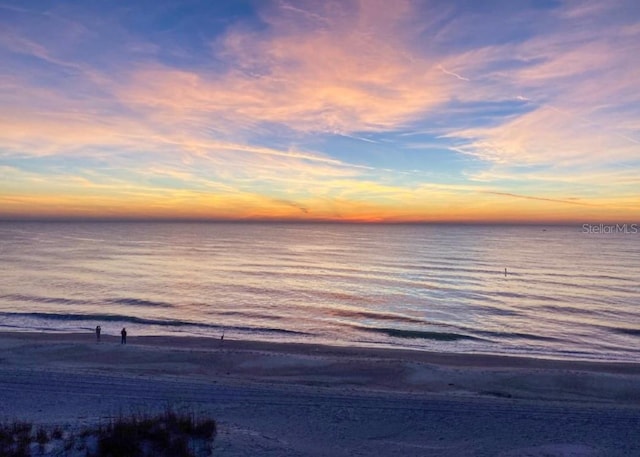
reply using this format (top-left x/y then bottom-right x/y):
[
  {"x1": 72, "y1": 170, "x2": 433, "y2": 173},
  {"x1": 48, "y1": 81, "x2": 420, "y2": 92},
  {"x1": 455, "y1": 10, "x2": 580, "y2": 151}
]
[{"x1": 1, "y1": 222, "x2": 639, "y2": 361}]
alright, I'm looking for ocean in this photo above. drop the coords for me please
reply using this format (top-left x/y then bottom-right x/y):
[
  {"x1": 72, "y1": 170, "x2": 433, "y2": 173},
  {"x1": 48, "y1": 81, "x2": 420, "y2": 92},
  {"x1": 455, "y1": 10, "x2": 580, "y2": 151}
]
[{"x1": 1, "y1": 222, "x2": 639, "y2": 362}]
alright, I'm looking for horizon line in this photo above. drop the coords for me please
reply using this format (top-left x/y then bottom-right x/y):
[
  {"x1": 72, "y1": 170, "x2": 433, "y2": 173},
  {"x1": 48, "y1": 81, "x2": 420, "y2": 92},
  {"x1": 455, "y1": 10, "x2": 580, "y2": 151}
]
[{"x1": 0, "y1": 217, "x2": 634, "y2": 226}]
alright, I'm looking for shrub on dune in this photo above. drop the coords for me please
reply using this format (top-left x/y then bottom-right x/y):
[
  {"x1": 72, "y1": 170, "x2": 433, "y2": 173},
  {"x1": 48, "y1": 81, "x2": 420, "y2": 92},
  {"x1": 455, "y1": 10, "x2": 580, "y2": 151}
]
[{"x1": 0, "y1": 408, "x2": 216, "y2": 457}]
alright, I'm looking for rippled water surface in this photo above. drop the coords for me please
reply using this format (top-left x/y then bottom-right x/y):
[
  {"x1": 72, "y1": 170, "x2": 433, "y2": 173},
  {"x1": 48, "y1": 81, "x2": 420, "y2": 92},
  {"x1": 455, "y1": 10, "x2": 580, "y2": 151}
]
[{"x1": 1, "y1": 222, "x2": 639, "y2": 361}]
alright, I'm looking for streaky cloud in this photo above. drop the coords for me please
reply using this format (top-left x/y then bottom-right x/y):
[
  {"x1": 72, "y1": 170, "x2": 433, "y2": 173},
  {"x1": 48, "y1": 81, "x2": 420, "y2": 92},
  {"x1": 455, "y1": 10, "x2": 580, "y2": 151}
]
[{"x1": 483, "y1": 192, "x2": 596, "y2": 207}]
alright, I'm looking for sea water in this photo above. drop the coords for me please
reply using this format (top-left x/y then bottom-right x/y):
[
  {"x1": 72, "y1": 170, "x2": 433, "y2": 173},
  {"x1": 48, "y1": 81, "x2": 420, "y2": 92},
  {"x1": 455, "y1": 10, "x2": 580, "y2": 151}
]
[{"x1": 1, "y1": 222, "x2": 639, "y2": 362}]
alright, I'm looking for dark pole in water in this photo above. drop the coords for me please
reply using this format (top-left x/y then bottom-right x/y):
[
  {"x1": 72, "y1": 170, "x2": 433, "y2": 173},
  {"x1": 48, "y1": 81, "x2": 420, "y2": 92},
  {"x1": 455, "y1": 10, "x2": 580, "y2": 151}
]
[{"x1": 505, "y1": 267, "x2": 507, "y2": 277}]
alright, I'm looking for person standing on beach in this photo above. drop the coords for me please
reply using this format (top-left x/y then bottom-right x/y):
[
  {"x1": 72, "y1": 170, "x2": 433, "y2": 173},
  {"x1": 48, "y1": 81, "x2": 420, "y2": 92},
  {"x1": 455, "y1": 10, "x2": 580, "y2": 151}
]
[
  {"x1": 95, "y1": 325, "x2": 101, "y2": 343},
  {"x1": 121, "y1": 327, "x2": 127, "y2": 344}
]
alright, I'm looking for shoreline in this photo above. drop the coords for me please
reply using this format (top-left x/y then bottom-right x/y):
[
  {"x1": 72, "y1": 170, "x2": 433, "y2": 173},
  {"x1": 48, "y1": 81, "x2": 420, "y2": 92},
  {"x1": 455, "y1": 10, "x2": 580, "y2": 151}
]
[
  {"x1": 2, "y1": 330, "x2": 639, "y2": 374},
  {"x1": 2, "y1": 330, "x2": 640, "y2": 455},
  {"x1": 2, "y1": 330, "x2": 639, "y2": 403}
]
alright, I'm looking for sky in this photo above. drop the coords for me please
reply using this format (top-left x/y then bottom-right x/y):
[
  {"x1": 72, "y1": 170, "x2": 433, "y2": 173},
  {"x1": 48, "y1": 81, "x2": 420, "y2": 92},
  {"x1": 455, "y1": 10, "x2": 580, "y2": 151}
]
[{"x1": 0, "y1": 0, "x2": 639, "y2": 223}]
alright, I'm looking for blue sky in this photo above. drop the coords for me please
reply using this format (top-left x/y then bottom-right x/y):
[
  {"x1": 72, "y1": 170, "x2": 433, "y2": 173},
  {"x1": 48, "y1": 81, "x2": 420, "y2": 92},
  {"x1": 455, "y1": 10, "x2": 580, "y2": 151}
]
[{"x1": 1, "y1": 0, "x2": 639, "y2": 221}]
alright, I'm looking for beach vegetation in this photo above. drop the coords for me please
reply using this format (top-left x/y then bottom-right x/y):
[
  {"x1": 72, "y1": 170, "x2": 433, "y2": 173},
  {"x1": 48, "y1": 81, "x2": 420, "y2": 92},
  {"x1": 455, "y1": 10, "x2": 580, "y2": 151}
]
[
  {"x1": 0, "y1": 409, "x2": 216, "y2": 456},
  {"x1": 0, "y1": 421, "x2": 32, "y2": 457},
  {"x1": 35, "y1": 427, "x2": 49, "y2": 453},
  {"x1": 94, "y1": 408, "x2": 216, "y2": 457},
  {"x1": 51, "y1": 426, "x2": 63, "y2": 440}
]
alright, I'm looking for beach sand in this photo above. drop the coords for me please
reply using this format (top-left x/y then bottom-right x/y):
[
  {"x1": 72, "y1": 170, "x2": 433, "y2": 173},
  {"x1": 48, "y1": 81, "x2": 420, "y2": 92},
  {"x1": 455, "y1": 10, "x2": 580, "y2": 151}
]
[{"x1": 1, "y1": 331, "x2": 639, "y2": 456}]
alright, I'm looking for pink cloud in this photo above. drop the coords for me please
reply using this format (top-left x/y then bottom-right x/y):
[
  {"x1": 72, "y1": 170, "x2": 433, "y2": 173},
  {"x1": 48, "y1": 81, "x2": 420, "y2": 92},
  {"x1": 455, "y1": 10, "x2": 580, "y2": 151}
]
[
  {"x1": 119, "y1": 0, "x2": 460, "y2": 135},
  {"x1": 441, "y1": 3, "x2": 640, "y2": 168}
]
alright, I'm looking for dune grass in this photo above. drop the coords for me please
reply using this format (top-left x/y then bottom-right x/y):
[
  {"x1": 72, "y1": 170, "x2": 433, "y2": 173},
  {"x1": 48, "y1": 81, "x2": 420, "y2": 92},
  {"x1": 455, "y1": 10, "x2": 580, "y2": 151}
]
[
  {"x1": 0, "y1": 421, "x2": 32, "y2": 457},
  {"x1": 96, "y1": 409, "x2": 216, "y2": 457},
  {"x1": 0, "y1": 408, "x2": 216, "y2": 457}
]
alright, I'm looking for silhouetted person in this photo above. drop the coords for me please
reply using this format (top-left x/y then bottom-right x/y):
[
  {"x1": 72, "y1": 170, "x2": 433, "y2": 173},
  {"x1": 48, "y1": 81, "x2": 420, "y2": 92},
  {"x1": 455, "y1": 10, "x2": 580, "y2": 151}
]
[
  {"x1": 121, "y1": 327, "x2": 127, "y2": 344},
  {"x1": 96, "y1": 325, "x2": 101, "y2": 343},
  {"x1": 505, "y1": 267, "x2": 507, "y2": 277}
]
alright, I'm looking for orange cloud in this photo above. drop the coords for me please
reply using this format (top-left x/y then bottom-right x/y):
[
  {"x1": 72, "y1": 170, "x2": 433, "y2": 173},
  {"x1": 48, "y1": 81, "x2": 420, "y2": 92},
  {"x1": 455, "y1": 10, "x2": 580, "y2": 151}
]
[
  {"x1": 1, "y1": 0, "x2": 639, "y2": 223},
  {"x1": 119, "y1": 1, "x2": 460, "y2": 135}
]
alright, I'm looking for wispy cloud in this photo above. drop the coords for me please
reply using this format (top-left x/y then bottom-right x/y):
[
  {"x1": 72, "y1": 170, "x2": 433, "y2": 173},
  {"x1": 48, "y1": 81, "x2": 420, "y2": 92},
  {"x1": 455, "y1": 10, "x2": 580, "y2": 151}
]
[
  {"x1": 439, "y1": 1, "x2": 640, "y2": 171},
  {"x1": 118, "y1": 0, "x2": 463, "y2": 135},
  {"x1": 0, "y1": 0, "x2": 639, "y2": 222},
  {"x1": 483, "y1": 191, "x2": 595, "y2": 207},
  {"x1": 437, "y1": 64, "x2": 470, "y2": 81}
]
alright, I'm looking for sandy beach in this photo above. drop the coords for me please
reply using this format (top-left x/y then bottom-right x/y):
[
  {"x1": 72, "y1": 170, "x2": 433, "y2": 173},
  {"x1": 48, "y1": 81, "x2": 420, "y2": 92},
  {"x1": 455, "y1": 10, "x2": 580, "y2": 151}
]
[{"x1": 1, "y1": 331, "x2": 639, "y2": 456}]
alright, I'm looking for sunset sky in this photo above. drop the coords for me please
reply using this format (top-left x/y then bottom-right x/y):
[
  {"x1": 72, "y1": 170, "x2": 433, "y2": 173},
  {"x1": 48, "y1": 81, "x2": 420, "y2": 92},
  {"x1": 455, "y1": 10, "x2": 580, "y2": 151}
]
[{"x1": 1, "y1": 0, "x2": 639, "y2": 222}]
